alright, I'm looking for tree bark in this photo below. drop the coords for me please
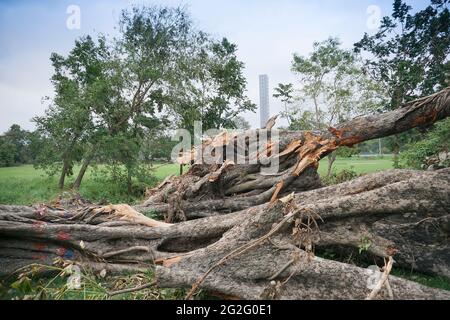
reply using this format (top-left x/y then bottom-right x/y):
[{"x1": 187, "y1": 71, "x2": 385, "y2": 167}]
[
  {"x1": 326, "y1": 152, "x2": 336, "y2": 177},
  {"x1": 58, "y1": 159, "x2": 70, "y2": 190}
]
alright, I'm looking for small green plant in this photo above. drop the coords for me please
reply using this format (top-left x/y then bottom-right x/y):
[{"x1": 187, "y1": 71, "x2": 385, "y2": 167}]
[
  {"x1": 142, "y1": 208, "x2": 159, "y2": 219},
  {"x1": 358, "y1": 235, "x2": 372, "y2": 254},
  {"x1": 400, "y1": 118, "x2": 450, "y2": 169}
]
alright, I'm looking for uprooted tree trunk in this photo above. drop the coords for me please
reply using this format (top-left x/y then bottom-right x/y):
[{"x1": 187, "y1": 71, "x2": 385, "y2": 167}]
[{"x1": 0, "y1": 87, "x2": 450, "y2": 299}]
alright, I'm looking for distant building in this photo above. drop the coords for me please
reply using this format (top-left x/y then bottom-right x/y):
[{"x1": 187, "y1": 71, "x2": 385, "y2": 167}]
[{"x1": 259, "y1": 74, "x2": 270, "y2": 128}]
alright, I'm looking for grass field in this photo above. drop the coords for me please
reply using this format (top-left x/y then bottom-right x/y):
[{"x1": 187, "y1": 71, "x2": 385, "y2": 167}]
[
  {"x1": 0, "y1": 157, "x2": 393, "y2": 205},
  {"x1": 317, "y1": 156, "x2": 393, "y2": 175}
]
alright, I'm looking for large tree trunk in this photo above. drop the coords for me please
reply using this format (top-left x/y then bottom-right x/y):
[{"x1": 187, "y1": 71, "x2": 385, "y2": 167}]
[
  {"x1": 143, "y1": 86, "x2": 450, "y2": 221},
  {"x1": 0, "y1": 87, "x2": 449, "y2": 299},
  {"x1": 326, "y1": 152, "x2": 336, "y2": 177},
  {"x1": 58, "y1": 159, "x2": 70, "y2": 190}
]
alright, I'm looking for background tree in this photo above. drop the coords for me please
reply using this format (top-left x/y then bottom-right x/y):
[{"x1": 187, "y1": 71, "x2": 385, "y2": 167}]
[
  {"x1": 33, "y1": 35, "x2": 110, "y2": 189},
  {"x1": 273, "y1": 83, "x2": 294, "y2": 126},
  {"x1": 0, "y1": 138, "x2": 16, "y2": 167},
  {"x1": 167, "y1": 37, "x2": 255, "y2": 134},
  {"x1": 291, "y1": 37, "x2": 382, "y2": 176},
  {"x1": 288, "y1": 110, "x2": 315, "y2": 131},
  {"x1": 141, "y1": 131, "x2": 178, "y2": 162},
  {"x1": 0, "y1": 125, "x2": 33, "y2": 167},
  {"x1": 33, "y1": 5, "x2": 255, "y2": 194},
  {"x1": 232, "y1": 116, "x2": 251, "y2": 130},
  {"x1": 354, "y1": 0, "x2": 450, "y2": 167},
  {"x1": 74, "y1": 6, "x2": 194, "y2": 192}
]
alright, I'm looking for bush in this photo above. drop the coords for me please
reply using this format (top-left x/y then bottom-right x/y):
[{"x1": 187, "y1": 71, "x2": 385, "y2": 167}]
[
  {"x1": 322, "y1": 167, "x2": 359, "y2": 185},
  {"x1": 400, "y1": 118, "x2": 450, "y2": 169},
  {"x1": 84, "y1": 164, "x2": 158, "y2": 204}
]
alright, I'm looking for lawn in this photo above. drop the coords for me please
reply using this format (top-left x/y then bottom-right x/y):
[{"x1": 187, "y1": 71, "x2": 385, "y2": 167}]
[
  {"x1": 0, "y1": 157, "x2": 393, "y2": 205},
  {"x1": 0, "y1": 163, "x2": 180, "y2": 205},
  {"x1": 317, "y1": 156, "x2": 393, "y2": 176}
]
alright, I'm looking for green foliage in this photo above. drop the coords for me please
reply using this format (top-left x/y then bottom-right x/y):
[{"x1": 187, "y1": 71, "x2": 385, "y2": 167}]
[
  {"x1": 355, "y1": 0, "x2": 450, "y2": 105},
  {"x1": 141, "y1": 133, "x2": 178, "y2": 162},
  {"x1": 273, "y1": 83, "x2": 294, "y2": 126},
  {"x1": 400, "y1": 118, "x2": 450, "y2": 169},
  {"x1": 0, "y1": 137, "x2": 16, "y2": 167},
  {"x1": 290, "y1": 37, "x2": 382, "y2": 131},
  {"x1": 232, "y1": 116, "x2": 251, "y2": 130},
  {"x1": 85, "y1": 163, "x2": 157, "y2": 203},
  {"x1": 167, "y1": 36, "x2": 255, "y2": 133},
  {"x1": 358, "y1": 236, "x2": 372, "y2": 254},
  {"x1": 336, "y1": 146, "x2": 359, "y2": 158},
  {"x1": 32, "y1": 5, "x2": 253, "y2": 193},
  {"x1": 288, "y1": 110, "x2": 315, "y2": 131},
  {"x1": 10, "y1": 276, "x2": 33, "y2": 295},
  {"x1": 33, "y1": 35, "x2": 110, "y2": 185},
  {"x1": 0, "y1": 125, "x2": 34, "y2": 167},
  {"x1": 355, "y1": 0, "x2": 450, "y2": 165}
]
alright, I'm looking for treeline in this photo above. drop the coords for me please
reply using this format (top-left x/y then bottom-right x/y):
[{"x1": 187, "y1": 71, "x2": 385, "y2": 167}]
[{"x1": 0, "y1": 125, "x2": 36, "y2": 167}]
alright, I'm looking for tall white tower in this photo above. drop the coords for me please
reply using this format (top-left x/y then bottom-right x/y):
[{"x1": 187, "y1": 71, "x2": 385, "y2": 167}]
[{"x1": 259, "y1": 74, "x2": 270, "y2": 128}]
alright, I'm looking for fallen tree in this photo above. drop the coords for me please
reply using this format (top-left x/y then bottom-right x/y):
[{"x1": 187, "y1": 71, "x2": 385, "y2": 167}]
[{"x1": 0, "y1": 87, "x2": 449, "y2": 299}]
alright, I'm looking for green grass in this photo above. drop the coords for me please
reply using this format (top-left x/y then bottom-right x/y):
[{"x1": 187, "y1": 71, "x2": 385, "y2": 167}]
[
  {"x1": 151, "y1": 163, "x2": 180, "y2": 180},
  {"x1": 391, "y1": 269, "x2": 450, "y2": 291},
  {"x1": 0, "y1": 268, "x2": 187, "y2": 300},
  {"x1": 0, "y1": 163, "x2": 180, "y2": 205},
  {"x1": 0, "y1": 158, "x2": 392, "y2": 205},
  {"x1": 317, "y1": 156, "x2": 394, "y2": 176}
]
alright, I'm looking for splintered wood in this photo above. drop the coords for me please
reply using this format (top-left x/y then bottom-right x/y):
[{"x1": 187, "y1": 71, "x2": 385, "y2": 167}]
[{"x1": 94, "y1": 204, "x2": 172, "y2": 228}]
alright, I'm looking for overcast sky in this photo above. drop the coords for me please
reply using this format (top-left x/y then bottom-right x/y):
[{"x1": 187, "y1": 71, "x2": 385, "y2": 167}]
[{"x1": 0, "y1": 0, "x2": 429, "y2": 132}]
